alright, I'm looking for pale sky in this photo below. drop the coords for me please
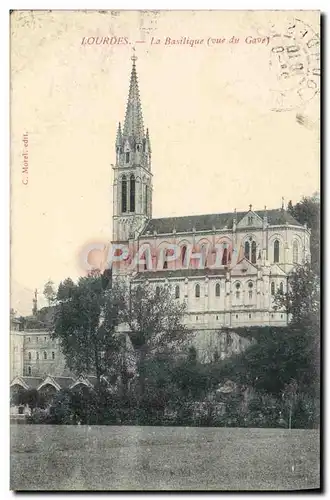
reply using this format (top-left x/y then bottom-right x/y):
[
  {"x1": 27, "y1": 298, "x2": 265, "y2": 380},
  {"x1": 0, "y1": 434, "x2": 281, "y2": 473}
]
[{"x1": 10, "y1": 10, "x2": 320, "y2": 315}]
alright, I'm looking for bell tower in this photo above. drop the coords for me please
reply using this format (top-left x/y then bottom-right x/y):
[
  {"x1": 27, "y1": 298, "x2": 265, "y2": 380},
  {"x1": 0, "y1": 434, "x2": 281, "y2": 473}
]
[{"x1": 112, "y1": 55, "x2": 152, "y2": 243}]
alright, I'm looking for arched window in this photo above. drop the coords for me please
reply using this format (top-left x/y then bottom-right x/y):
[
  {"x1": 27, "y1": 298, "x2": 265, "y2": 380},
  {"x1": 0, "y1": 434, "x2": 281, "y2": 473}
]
[
  {"x1": 271, "y1": 282, "x2": 275, "y2": 296},
  {"x1": 44, "y1": 351, "x2": 47, "y2": 360},
  {"x1": 144, "y1": 184, "x2": 148, "y2": 214},
  {"x1": 251, "y1": 241, "x2": 257, "y2": 264},
  {"x1": 129, "y1": 174, "x2": 135, "y2": 212},
  {"x1": 293, "y1": 240, "x2": 299, "y2": 264},
  {"x1": 125, "y1": 152, "x2": 130, "y2": 164},
  {"x1": 181, "y1": 245, "x2": 187, "y2": 267},
  {"x1": 28, "y1": 366, "x2": 31, "y2": 375},
  {"x1": 163, "y1": 249, "x2": 168, "y2": 269},
  {"x1": 222, "y1": 247, "x2": 228, "y2": 265},
  {"x1": 36, "y1": 352, "x2": 39, "y2": 360},
  {"x1": 52, "y1": 352, "x2": 55, "y2": 360},
  {"x1": 279, "y1": 282, "x2": 284, "y2": 294},
  {"x1": 201, "y1": 244, "x2": 208, "y2": 267},
  {"x1": 274, "y1": 239, "x2": 280, "y2": 263},
  {"x1": 140, "y1": 251, "x2": 148, "y2": 271},
  {"x1": 244, "y1": 241, "x2": 250, "y2": 260},
  {"x1": 235, "y1": 282, "x2": 241, "y2": 300},
  {"x1": 28, "y1": 352, "x2": 31, "y2": 361},
  {"x1": 121, "y1": 176, "x2": 127, "y2": 213},
  {"x1": 248, "y1": 281, "x2": 253, "y2": 300},
  {"x1": 195, "y1": 284, "x2": 200, "y2": 298},
  {"x1": 215, "y1": 283, "x2": 220, "y2": 297},
  {"x1": 175, "y1": 285, "x2": 180, "y2": 299}
]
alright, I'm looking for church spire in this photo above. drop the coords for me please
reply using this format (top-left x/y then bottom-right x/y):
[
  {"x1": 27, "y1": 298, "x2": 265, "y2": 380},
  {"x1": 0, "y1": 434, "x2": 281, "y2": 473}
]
[
  {"x1": 112, "y1": 54, "x2": 152, "y2": 245},
  {"x1": 123, "y1": 55, "x2": 144, "y2": 142},
  {"x1": 115, "y1": 55, "x2": 151, "y2": 170}
]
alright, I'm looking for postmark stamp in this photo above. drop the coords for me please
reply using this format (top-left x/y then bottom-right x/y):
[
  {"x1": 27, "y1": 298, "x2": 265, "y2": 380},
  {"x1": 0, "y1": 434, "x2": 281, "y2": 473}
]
[{"x1": 268, "y1": 18, "x2": 320, "y2": 112}]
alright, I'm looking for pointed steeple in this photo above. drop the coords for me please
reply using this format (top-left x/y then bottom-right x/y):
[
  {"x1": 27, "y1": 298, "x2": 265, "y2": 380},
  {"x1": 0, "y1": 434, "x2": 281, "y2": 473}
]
[{"x1": 123, "y1": 56, "x2": 144, "y2": 143}]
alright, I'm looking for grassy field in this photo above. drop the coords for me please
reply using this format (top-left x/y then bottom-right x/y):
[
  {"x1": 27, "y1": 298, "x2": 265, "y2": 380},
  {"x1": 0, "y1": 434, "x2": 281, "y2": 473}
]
[{"x1": 10, "y1": 424, "x2": 320, "y2": 491}]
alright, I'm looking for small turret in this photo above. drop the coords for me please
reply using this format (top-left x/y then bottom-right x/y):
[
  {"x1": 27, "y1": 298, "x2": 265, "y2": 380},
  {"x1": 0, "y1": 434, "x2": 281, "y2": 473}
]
[
  {"x1": 32, "y1": 289, "x2": 38, "y2": 317},
  {"x1": 116, "y1": 122, "x2": 122, "y2": 149}
]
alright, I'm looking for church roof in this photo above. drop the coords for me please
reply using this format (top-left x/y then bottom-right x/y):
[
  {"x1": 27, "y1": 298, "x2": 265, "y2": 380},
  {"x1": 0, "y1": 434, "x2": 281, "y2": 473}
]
[
  {"x1": 17, "y1": 377, "x2": 44, "y2": 389},
  {"x1": 140, "y1": 209, "x2": 302, "y2": 236},
  {"x1": 133, "y1": 268, "x2": 227, "y2": 280}
]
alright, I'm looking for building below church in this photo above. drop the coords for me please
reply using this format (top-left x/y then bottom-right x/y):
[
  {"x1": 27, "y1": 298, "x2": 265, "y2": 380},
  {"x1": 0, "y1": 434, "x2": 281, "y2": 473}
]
[
  {"x1": 110, "y1": 56, "x2": 311, "y2": 360},
  {"x1": 10, "y1": 314, "x2": 98, "y2": 402},
  {"x1": 10, "y1": 305, "x2": 70, "y2": 381}
]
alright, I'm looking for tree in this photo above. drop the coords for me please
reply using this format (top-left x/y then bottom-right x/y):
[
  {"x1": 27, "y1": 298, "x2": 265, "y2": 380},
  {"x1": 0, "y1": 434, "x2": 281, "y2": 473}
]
[
  {"x1": 282, "y1": 379, "x2": 298, "y2": 429},
  {"x1": 119, "y1": 281, "x2": 190, "y2": 396},
  {"x1": 52, "y1": 274, "x2": 122, "y2": 383},
  {"x1": 274, "y1": 261, "x2": 320, "y2": 328},
  {"x1": 287, "y1": 195, "x2": 320, "y2": 274},
  {"x1": 220, "y1": 327, "x2": 316, "y2": 396},
  {"x1": 274, "y1": 261, "x2": 320, "y2": 395},
  {"x1": 220, "y1": 260, "x2": 320, "y2": 399},
  {"x1": 43, "y1": 280, "x2": 57, "y2": 306},
  {"x1": 287, "y1": 200, "x2": 294, "y2": 213}
]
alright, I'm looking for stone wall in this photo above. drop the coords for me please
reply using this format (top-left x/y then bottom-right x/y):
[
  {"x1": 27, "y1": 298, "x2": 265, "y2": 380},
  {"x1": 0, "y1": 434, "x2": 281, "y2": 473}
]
[{"x1": 190, "y1": 328, "x2": 252, "y2": 364}]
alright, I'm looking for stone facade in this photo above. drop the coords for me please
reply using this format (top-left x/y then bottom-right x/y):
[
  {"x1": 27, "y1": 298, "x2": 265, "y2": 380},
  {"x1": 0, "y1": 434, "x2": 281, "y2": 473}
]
[
  {"x1": 21, "y1": 330, "x2": 70, "y2": 378},
  {"x1": 10, "y1": 318, "x2": 71, "y2": 379},
  {"x1": 10, "y1": 319, "x2": 25, "y2": 380}
]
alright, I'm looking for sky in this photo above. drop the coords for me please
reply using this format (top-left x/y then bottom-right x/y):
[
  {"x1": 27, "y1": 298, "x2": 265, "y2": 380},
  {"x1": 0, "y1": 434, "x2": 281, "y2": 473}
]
[{"x1": 10, "y1": 10, "x2": 320, "y2": 315}]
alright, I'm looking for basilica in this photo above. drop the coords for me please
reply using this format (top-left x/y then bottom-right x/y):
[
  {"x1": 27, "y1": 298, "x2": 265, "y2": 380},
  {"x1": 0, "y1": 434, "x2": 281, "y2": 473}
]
[{"x1": 111, "y1": 56, "x2": 311, "y2": 359}]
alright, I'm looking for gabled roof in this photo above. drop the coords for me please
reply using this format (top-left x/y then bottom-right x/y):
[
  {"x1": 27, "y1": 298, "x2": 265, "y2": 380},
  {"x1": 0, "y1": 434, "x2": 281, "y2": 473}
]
[
  {"x1": 140, "y1": 209, "x2": 302, "y2": 236},
  {"x1": 10, "y1": 376, "x2": 44, "y2": 390},
  {"x1": 269, "y1": 264, "x2": 287, "y2": 277},
  {"x1": 37, "y1": 375, "x2": 62, "y2": 391},
  {"x1": 231, "y1": 258, "x2": 258, "y2": 275},
  {"x1": 10, "y1": 376, "x2": 30, "y2": 390}
]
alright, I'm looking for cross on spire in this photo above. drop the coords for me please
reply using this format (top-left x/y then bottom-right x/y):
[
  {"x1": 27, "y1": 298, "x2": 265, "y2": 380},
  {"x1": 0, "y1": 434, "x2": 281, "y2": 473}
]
[
  {"x1": 131, "y1": 46, "x2": 137, "y2": 62},
  {"x1": 123, "y1": 52, "x2": 144, "y2": 140}
]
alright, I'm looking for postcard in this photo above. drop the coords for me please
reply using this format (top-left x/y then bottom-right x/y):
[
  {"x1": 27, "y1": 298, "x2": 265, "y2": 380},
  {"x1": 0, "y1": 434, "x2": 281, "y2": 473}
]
[{"x1": 10, "y1": 10, "x2": 320, "y2": 491}]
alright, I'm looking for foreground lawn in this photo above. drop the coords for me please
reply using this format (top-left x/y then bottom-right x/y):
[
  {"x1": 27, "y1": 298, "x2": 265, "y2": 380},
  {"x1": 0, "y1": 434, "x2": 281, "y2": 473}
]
[{"x1": 10, "y1": 425, "x2": 320, "y2": 491}]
